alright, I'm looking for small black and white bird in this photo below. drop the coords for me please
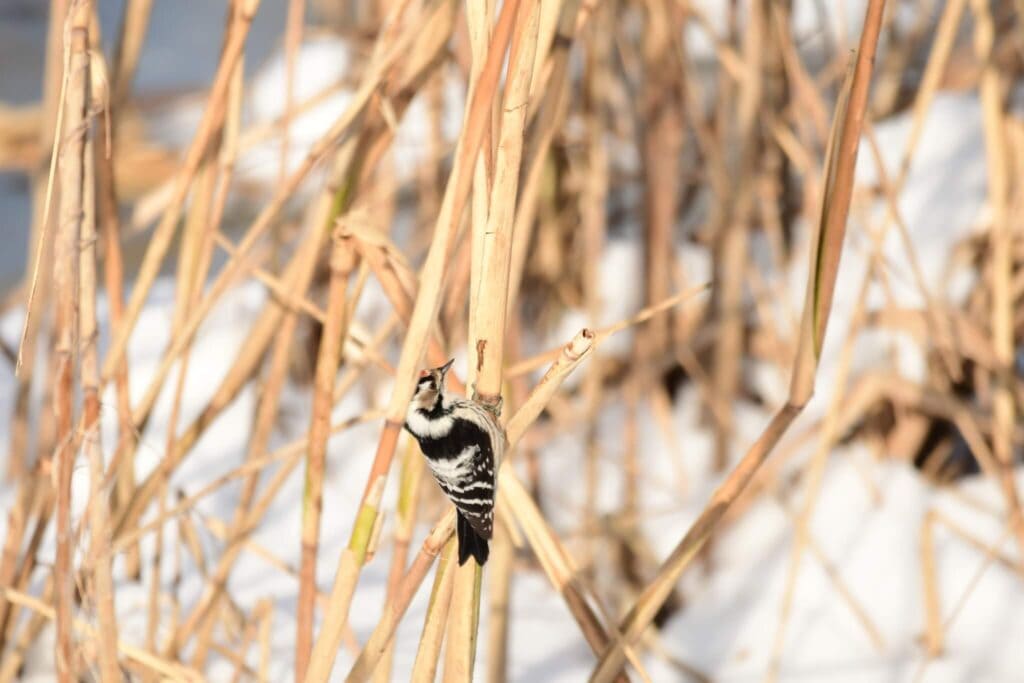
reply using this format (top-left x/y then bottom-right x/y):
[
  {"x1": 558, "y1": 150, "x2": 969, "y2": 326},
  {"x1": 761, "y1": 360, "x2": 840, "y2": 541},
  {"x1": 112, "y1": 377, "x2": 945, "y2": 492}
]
[{"x1": 404, "y1": 359, "x2": 505, "y2": 566}]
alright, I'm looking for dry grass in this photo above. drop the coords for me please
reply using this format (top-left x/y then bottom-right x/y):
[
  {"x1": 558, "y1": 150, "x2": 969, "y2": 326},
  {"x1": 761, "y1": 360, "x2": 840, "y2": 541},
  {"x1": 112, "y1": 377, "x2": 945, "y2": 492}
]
[{"x1": 1, "y1": 0, "x2": 1022, "y2": 681}]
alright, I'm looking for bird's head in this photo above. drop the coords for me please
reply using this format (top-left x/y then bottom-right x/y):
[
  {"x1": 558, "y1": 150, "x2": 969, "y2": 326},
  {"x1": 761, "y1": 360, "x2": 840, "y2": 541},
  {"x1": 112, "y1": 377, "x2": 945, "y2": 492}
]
[{"x1": 410, "y1": 358, "x2": 454, "y2": 412}]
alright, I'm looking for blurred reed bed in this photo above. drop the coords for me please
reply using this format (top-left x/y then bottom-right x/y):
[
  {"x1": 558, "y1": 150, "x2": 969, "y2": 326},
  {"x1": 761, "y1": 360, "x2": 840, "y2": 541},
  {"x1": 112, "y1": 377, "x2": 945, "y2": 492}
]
[{"x1": 0, "y1": 0, "x2": 1022, "y2": 681}]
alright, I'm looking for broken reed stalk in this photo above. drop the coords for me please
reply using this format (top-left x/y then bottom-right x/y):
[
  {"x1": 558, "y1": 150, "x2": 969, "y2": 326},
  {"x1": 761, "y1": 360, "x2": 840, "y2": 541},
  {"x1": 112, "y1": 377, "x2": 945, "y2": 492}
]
[
  {"x1": 588, "y1": 1, "x2": 887, "y2": 679},
  {"x1": 303, "y1": 2, "x2": 522, "y2": 678},
  {"x1": 296, "y1": 234, "x2": 358, "y2": 680},
  {"x1": 79, "y1": 88, "x2": 120, "y2": 682},
  {"x1": 53, "y1": 4, "x2": 91, "y2": 679}
]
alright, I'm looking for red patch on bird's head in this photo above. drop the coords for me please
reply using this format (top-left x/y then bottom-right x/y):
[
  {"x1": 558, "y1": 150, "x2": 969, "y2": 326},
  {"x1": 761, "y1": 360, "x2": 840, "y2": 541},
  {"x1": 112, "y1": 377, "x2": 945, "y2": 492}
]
[{"x1": 418, "y1": 369, "x2": 430, "y2": 379}]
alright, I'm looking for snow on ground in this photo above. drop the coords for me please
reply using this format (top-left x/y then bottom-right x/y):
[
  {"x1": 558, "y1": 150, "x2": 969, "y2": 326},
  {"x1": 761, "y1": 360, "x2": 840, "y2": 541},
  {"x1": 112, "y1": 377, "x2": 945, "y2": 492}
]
[{"x1": 4, "y1": 266, "x2": 1022, "y2": 681}]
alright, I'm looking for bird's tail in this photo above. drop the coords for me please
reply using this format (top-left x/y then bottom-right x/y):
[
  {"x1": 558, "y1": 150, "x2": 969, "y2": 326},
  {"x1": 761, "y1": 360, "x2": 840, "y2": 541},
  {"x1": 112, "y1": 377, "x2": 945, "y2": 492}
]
[{"x1": 456, "y1": 512, "x2": 489, "y2": 566}]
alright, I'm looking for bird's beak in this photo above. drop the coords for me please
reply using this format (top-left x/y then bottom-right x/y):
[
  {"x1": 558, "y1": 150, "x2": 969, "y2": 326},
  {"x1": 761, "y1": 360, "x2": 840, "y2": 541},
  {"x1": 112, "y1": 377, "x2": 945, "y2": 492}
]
[{"x1": 439, "y1": 358, "x2": 455, "y2": 377}]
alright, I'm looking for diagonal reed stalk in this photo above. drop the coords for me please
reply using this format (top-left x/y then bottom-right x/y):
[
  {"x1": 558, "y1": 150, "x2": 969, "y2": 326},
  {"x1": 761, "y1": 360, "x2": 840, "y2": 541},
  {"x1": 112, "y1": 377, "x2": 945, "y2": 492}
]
[{"x1": 588, "y1": 1, "x2": 887, "y2": 679}]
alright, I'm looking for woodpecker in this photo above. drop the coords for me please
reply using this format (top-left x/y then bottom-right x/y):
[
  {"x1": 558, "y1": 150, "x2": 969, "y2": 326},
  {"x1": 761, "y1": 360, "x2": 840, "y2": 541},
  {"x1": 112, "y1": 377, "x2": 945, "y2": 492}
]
[{"x1": 404, "y1": 359, "x2": 505, "y2": 566}]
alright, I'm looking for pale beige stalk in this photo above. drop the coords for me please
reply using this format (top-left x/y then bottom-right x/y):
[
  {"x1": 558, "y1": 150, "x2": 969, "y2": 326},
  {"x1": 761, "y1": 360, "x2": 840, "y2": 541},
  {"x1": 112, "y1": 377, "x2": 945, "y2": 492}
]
[
  {"x1": 53, "y1": 4, "x2": 91, "y2": 678},
  {"x1": 296, "y1": 235, "x2": 358, "y2": 679},
  {"x1": 409, "y1": 539, "x2": 458, "y2": 682},
  {"x1": 79, "y1": 99, "x2": 120, "y2": 682}
]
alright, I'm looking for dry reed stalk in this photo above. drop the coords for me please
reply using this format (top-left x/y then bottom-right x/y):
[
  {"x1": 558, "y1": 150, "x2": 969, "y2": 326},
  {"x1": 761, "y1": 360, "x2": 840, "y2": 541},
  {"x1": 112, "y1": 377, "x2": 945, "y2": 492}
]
[
  {"x1": 508, "y1": 283, "x2": 711, "y2": 378},
  {"x1": 53, "y1": 4, "x2": 91, "y2": 678},
  {"x1": 165, "y1": 153, "x2": 222, "y2": 666},
  {"x1": 90, "y1": 30, "x2": 141, "y2": 579},
  {"x1": 0, "y1": 485, "x2": 55, "y2": 651},
  {"x1": 258, "y1": 599, "x2": 273, "y2": 681},
  {"x1": 470, "y1": 0, "x2": 540, "y2": 399},
  {"x1": 921, "y1": 511, "x2": 943, "y2": 656},
  {"x1": 441, "y1": 549, "x2": 483, "y2": 682},
  {"x1": 110, "y1": 0, "x2": 153, "y2": 107},
  {"x1": 892, "y1": 0, "x2": 968, "y2": 187},
  {"x1": 910, "y1": 523, "x2": 1014, "y2": 682},
  {"x1": 409, "y1": 538, "x2": 458, "y2": 682},
  {"x1": 588, "y1": 2, "x2": 887, "y2": 678},
  {"x1": 446, "y1": 0, "x2": 542, "y2": 678},
  {"x1": 0, "y1": 1, "x2": 67, "y2": 638},
  {"x1": 466, "y1": 0, "x2": 495, "y2": 358},
  {"x1": 0, "y1": 475, "x2": 40, "y2": 650},
  {"x1": 507, "y1": 0, "x2": 582, "y2": 314},
  {"x1": 710, "y1": 0, "x2": 763, "y2": 472},
  {"x1": 931, "y1": 509, "x2": 1024, "y2": 575},
  {"x1": 639, "y1": 0, "x2": 682, "y2": 361},
  {"x1": 79, "y1": 98, "x2": 120, "y2": 683},
  {"x1": 230, "y1": 616, "x2": 261, "y2": 683},
  {"x1": 0, "y1": 590, "x2": 51, "y2": 683},
  {"x1": 485, "y1": 521, "x2": 513, "y2": 683},
  {"x1": 971, "y1": 0, "x2": 1024, "y2": 562},
  {"x1": 578, "y1": 5, "x2": 610, "y2": 574},
  {"x1": 295, "y1": 234, "x2": 358, "y2": 679},
  {"x1": 0, "y1": 586, "x2": 202, "y2": 682},
  {"x1": 98, "y1": 0, "x2": 260, "y2": 384},
  {"x1": 304, "y1": 2, "x2": 521, "y2": 676},
  {"x1": 280, "y1": 0, "x2": 305, "y2": 184},
  {"x1": 9, "y1": 0, "x2": 67, "y2": 480},
  {"x1": 146, "y1": 484, "x2": 166, "y2": 661},
  {"x1": 120, "y1": 42, "x2": 243, "y2": 662},
  {"x1": 374, "y1": 438, "x2": 426, "y2": 683}
]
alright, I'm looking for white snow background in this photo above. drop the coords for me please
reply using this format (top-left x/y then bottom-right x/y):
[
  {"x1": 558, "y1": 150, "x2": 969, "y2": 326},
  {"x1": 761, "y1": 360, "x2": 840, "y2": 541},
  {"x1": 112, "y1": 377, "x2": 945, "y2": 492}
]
[{"x1": 1, "y1": 1, "x2": 1022, "y2": 681}]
